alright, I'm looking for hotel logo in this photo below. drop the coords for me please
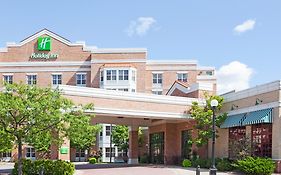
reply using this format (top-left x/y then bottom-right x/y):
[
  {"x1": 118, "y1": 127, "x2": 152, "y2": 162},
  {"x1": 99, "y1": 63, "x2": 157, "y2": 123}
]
[{"x1": 37, "y1": 36, "x2": 51, "y2": 51}]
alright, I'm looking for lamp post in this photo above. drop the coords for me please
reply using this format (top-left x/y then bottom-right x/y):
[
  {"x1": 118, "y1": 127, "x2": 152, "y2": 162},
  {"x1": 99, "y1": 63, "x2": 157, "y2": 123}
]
[{"x1": 210, "y1": 99, "x2": 218, "y2": 175}]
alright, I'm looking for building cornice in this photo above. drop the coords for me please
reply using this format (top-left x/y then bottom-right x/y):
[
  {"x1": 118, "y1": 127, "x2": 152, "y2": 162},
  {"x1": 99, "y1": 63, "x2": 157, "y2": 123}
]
[
  {"x1": 91, "y1": 59, "x2": 146, "y2": 64},
  {"x1": 92, "y1": 48, "x2": 147, "y2": 53},
  {"x1": 223, "y1": 80, "x2": 281, "y2": 102},
  {"x1": 146, "y1": 60, "x2": 198, "y2": 65},
  {"x1": 0, "y1": 67, "x2": 91, "y2": 73},
  {"x1": 0, "y1": 61, "x2": 91, "y2": 67}
]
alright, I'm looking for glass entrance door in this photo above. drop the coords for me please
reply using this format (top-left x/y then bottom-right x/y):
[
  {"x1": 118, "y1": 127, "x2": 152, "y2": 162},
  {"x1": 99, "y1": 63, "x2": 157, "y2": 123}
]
[
  {"x1": 75, "y1": 149, "x2": 86, "y2": 162},
  {"x1": 181, "y1": 130, "x2": 192, "y2": 159},
  {"x1": 149, "y1": 132, "x2": 164, "y2": 164}
]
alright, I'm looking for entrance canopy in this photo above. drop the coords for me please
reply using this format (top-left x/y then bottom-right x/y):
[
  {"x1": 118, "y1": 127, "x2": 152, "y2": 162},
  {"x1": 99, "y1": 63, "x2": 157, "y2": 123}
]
[{"x1": 58, "y1": 85, "x2": 206, "y2": 126}]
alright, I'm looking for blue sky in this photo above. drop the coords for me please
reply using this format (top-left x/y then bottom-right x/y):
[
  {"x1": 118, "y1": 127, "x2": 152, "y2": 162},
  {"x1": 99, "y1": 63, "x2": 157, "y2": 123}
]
[{"x1": 0, "y1": 0, "x2": 280, "y2": 93}]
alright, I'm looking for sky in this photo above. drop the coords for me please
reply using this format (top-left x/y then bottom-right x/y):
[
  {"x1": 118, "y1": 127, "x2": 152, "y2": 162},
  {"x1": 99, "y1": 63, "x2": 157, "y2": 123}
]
[{"x1": 0, "y1": 0, "x2": 280, "y2": 94}]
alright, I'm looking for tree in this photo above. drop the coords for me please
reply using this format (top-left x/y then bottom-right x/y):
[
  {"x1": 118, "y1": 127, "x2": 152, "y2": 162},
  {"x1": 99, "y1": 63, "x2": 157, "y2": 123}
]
[
  {"x1": 190, "y1": 94, "x2": 227, "y2": 147},
  {"x1": 66, "y1": 105, "x2": 101, "y2": 161},
  {"x1": 0, "y1": 83, "x2": 98, "y2": 175},
  {"x1": 112, "y1": 125, "x2": 129, "y2": 154},
  {"x1": 112, "y1": 125, "x2": 145, "y2": 157}
]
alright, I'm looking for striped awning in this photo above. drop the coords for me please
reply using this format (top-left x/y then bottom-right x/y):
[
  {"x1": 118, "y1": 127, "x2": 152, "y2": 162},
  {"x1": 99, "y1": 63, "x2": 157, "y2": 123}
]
[
  {"x1": 220, "y1": 113, "x2": 245, "y2": 129},
  {"x1": 242, "y1": 108, "x2": 273, "y2": 126}
]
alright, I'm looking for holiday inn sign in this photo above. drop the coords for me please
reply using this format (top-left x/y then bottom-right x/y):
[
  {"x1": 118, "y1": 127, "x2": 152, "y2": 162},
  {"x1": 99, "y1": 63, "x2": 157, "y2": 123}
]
[
  {"x1": 38, "y1": 36, "x2": 51, "y2": 51},
  {"x1": 30, "y1": 36, "x2": 59, "y2": 59}
]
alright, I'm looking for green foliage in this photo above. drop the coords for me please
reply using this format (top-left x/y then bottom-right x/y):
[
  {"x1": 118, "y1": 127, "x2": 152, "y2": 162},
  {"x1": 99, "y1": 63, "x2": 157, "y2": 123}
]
[
  {"x1": 182, "y1": 159, "x2": 192, "y2": 167},
  {"x1": 112, "y1": 125, "x2": 129, "y2": 152},
  {"x1": 12, "y1": 159, "x2": 75, "y2": 175},
  {"x1": 190, "y1": 94, "x2": 227, "y2": 147},
  {"x1": 0, "y1": 83, "x2": 97, "y2": 174},
  {"x1": 216, "y1": 158, "x2": 233, "y2": 171},
  {"x1": 0, "y1": 128, "x2": 13, "y2": 153},
  {"x1": 229, "y1": 135, "x2": 254, "y2": 160},
  {"x1": 139, "y1": 154, "x2": 149, "y2": 163},
  {"x1": 89, "y1": 157, "x2": 97, "y2": 164},
  {"x1": 191, "y1": 158, "x2": 211, "y2": 168},
  {"x1": 234, "y1": 156, "x2": 275, "y2": 175},
  {"x1": 66, "y1": 114, "x2": 101, "y2": 150}
]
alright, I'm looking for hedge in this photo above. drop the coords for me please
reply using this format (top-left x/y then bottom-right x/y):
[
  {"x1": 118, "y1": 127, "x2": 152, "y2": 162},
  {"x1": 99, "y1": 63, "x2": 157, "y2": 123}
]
[{"x1": 12, "y1": 159, "x2": 75, "y2": 175}]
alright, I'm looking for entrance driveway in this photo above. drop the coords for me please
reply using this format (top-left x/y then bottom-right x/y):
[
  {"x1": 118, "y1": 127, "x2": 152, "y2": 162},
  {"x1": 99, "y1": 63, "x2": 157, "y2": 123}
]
[{"x1": 74, "y1": 164, "x2": 237, "y2": 175}]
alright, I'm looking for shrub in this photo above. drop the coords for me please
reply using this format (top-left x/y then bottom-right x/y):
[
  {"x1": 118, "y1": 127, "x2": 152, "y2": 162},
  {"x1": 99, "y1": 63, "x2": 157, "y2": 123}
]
[
  {"x1": 12, "y1": 159, "x2": 75, "y2": 175},
  {"x1": 139, "y1": 155, "x2": 149, "y2": 163},
  {"x1": 182, "y1": 159, "x2": 192, "y2": 167},
  {"x1": 89, "y1": 157, "x2": 97, "y2": 164},
  {"x1": 234, "y1": 156, "x2": 275, "y2": 175},
  {"x1": 191, "y1": 158, "x2": 211, "y2": 168},
  {"x1": 216, "y1": 158, "x2": 233, "y2": 171}
]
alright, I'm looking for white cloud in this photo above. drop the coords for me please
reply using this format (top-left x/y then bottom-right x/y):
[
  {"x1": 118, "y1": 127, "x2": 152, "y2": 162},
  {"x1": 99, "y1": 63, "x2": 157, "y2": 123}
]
[
  {"x1": 234, "y1": 19, "x2": 256, "y2": 33},
  {"x1": 126, "y1": 17, "x2": 156, "y2": 37},
  {"x1": 216, "y1": 61, "x2": 254, "y2": 94}
]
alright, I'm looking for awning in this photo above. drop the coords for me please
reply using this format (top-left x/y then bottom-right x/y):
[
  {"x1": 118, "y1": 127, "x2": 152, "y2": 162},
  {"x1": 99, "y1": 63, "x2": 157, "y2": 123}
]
[
  {"x1": 220, "y1": 113, "x2": 245, "y2": 129},
  {"x1": 242, "y1": 108, "x2": 273, "y2": 126}
]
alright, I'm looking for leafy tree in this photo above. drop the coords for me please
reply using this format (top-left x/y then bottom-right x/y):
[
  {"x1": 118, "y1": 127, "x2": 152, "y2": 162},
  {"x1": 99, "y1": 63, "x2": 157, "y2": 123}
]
[
  {"x1": 66, "y1": 106, "x2": 101, "y2": 161},
  {"x1": 190, "y1": 95, "x2": 227, "y2": 147},
  {"x1": 0, "y1": 83, "x2": 98, "y2": 175},
  {"x1": 112, "y1": 126, "x2": 145, "y2": 157},
  {"x1": 112, "y1": 125, "x2": 129, "y2": 154}
]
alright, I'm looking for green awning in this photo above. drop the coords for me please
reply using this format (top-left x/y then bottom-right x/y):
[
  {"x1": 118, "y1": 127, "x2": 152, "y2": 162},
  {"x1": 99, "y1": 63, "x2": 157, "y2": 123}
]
[
  {"x1": 220, "y1": 113, "x2": 245, "y2": 129},
  {"x1": 242, "y1": 108, "x2": 273, "y2": 126}
]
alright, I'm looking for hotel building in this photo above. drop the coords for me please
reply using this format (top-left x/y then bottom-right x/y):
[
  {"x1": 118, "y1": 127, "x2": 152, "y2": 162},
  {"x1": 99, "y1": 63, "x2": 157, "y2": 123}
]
[{"x1": 0, "y1": 29, "x2": 280, "y2": 172}]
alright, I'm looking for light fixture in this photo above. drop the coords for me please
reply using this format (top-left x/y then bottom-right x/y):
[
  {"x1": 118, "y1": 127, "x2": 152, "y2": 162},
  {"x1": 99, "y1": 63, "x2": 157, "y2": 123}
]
[{"x1": 210, "y1": 99, "x2": 218, "y2": 108}]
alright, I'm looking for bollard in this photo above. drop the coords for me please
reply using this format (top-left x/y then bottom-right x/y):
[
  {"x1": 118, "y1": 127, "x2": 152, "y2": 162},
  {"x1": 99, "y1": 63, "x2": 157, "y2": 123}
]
[{"x1": 196, "y1": 165, "x2": 200, "y2": 175}]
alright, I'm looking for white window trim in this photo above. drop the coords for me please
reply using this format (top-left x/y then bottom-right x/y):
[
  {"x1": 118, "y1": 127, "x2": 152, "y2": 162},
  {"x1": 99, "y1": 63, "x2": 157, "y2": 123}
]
[
  {"x1": 26, "y1": 73, "x2": 38, "y2": 75},
  {"x1": 26, "y1": 74, "x2": 37, "y2": 85},
  {"x1": 177, "y1": 71, "x2": 188, "y2": 74},
  {"x1": 52, "y1": 74, "x2": 62, "y2": 85},
  {"x1": 2, "y1": 73, "x2": 14, "y2": 76},
  {"x1": 76, "y1": 72, "x2": 87, "y2": 75},
  {"x1": 76, "y1": 73, "x2": 87, "y2": 86}
]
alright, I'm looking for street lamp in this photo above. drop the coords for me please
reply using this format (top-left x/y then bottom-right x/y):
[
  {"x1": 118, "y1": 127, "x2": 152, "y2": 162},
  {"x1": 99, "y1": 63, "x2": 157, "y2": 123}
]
[{"x1": 210, "y1": 99, "x2": 218, "y2": 175}]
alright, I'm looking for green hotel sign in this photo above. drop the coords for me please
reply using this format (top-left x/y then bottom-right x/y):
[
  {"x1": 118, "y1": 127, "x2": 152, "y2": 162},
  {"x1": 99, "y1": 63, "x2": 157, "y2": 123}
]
[
  {"x1": 38, "y1": 36, "x2": 51, "y2": 51},
  {"x1": 30, "y1": 36, "x2": 59, "y2": 59}
]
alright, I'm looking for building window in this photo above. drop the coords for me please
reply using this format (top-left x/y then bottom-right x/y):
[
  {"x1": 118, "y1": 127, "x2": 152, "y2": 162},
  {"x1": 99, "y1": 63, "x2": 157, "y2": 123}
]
[
  {"x1": 106, "y1": 126, "x2": 111, "y2": 136},
  {"x1": 26, "y1": 147, "x2": 35, "y2": 159},
  {"x1": 76, "y1": 73, "x2": 87, "y2": 87},
  {"x1": 105, "y1": 147, "x2": 115, "y2": 157},
  {"x1": 252, "y1": 124, "x2": 272, "y2": 158},
  {"x1": 131, "y1": 89, "x2": 136, "y2": 92},
  {"x1": 3, "y1": 75, "x2": 13, "y2": 84},
  {"x1": 119, "y1": 70, "x2": 129, "y2": 80},
  {"x1": 228, "y1": 126, "x2": 246, "y2": 159},
  {"x1": 118, "y1": 88, "x2": 129, "y2": 92},
  {"x1": 153, "y1": 73, "x2": 162, "y2": 84},
  {"x1": 177, "y1": 73, "x2": 187, "y2": 82},
  {"x1": 52, "y1": 74, "x2": 62, "y2": 85},
  {"x1": 27, "y1": 75, "x2": 37, "y2": 85},
  {"x1": 132, "y1": 70, "x2": 136, "y2": 81},
  {"x1": 2, "y1": 152, "x2": 11, "y2": 158},
  {"x1": 206, "y1": 71, "x2": 213, "y2": 76},
  {"x1": 106, "y1": 70, "x2": 117, "y2": 81},
  {"x1": 100, "y1": 71, "x2": 104, "y2": 82},
  {"x1": 152, "y1": 90, "x2": 162, "y2": 95}
]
